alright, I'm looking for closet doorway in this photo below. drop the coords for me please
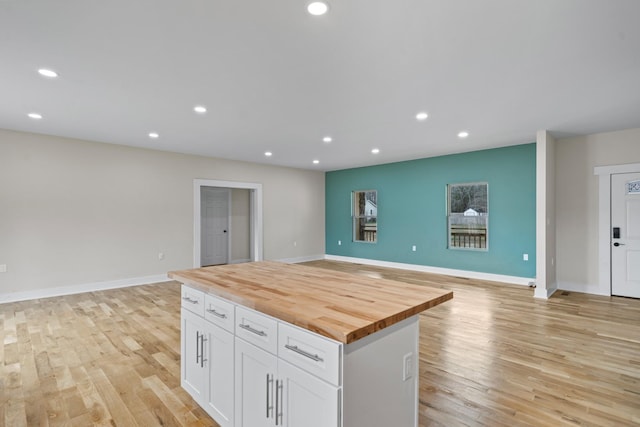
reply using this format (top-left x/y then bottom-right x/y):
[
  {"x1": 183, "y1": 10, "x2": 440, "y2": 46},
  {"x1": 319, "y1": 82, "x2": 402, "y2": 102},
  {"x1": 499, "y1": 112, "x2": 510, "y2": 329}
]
[{"x1": 193, "y1": 179, "x2": 263, "y2": 268}]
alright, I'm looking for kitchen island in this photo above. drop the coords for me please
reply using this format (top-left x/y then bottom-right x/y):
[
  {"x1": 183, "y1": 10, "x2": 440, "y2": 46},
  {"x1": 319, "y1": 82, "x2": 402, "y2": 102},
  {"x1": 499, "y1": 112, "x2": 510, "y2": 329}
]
[{"x1": 169, "y1": 261, "x2": 452, "y2": 427}]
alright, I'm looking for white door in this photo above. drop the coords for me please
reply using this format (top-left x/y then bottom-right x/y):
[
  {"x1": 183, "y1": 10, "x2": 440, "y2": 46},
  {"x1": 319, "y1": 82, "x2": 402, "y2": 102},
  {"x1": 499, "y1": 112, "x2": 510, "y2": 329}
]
[
  {"x1": 235, "y1": 338, "x2": 276, "y2": 427},
  {"x1": 201, "y1": 187, "x2": 229, "y2": 266},
  {"x1": 612, "y1": 172, "x2": 640, "y2": 298},
  {"x1": 278, "y1": 359, "x2": 340, "y2": 427},
  {"x1": 204, "y1": 322, "x2": 235, "y2": 427}
]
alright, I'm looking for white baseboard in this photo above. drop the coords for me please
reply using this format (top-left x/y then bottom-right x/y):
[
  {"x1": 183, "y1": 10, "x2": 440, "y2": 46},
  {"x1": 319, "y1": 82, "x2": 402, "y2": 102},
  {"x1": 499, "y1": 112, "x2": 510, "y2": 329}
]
[
  {"x1": 276, "y1": 254, "x2": 326, "y2": 264},
  {"x1": 557, "y1": 281, "x2": 611, "y2": 296},
  {"x1": 0, "y1": 274, "x2": 171, "y2": 304},
  {"x1": 229, "y1": 258, "x2": 252, "y2": 265},
  {"x1": 534, "y1": 284, "x2": 558, "y2": 299},
  {"x1": 324, "y1": 255, "x2": 534, "y2": 286}
]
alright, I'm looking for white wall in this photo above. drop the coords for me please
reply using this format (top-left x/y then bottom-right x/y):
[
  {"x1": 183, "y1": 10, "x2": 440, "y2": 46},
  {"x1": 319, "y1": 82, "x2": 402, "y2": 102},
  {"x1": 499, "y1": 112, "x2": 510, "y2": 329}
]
[
  {"x1": 535, "y1": 130, "x2": 557, "y2": 298},
  {"x1": 0, "y1": 129, "x2": 325, "y2": 299},
  {"x1": 556, "y1": 127, "x2": 640, "y2": 295}
]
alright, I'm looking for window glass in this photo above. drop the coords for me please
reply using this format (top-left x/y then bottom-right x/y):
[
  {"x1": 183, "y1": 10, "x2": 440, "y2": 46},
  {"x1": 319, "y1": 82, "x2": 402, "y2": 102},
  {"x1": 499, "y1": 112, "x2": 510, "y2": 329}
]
[
  {"x1": 353, "y1": 190, "x2": 377, "y2": 243},
  {"x1": 448, "y1": 183, "x2": 488, "y2": 250}
]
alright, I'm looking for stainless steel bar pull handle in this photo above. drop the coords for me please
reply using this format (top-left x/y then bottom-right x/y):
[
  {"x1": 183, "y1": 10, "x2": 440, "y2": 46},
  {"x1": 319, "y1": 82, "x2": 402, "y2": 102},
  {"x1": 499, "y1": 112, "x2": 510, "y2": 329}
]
[
  {"x1": 239, "y1": 323, "x2": 267, "y2": 337},
  {"x1": 195, "y1": 331, "x2": 201, "y2": 364},
  {"x1": 182, "y1": 296, "x2": 198, "y2": 304},
  {"x1": 284, "y1": 344, "x2": 324, "y2": 362},
  {"x1": 206, "y1": 308, "x2": 227, "y2": 319},
  {"x1": 266, "y1": 374, "x2": 274, "y2": 418},
  {"x1": 275, "y1": 380, "x2": 283, "y2": 425},
  {"x1": 200, "y1": 335, "x2": 207, "y2": 367}
]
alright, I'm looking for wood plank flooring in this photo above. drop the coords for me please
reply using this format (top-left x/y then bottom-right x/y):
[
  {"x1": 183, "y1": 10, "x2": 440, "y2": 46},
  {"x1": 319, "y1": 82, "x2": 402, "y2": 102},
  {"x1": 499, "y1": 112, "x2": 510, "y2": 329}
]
[{"x1": 1, "y1": 260, "x2": 639, "y2": 426}]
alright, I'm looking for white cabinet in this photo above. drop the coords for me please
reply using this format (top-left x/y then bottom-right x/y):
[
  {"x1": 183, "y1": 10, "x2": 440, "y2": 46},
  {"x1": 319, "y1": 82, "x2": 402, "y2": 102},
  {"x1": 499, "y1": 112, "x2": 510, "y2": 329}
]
[
  {"x1": 181, "y1": 291, "x2": 235, "y2": 427},
  {"x1": 235, "y1": 338, "x2": 277, "y2": 427},
  {"x1": 181, "y1": 284, "x2": 419, "y2": 427},
  {"x1": 204, "y1": 320, "x2": 235, "y2": 427},
  {"x1": 278, "y1": 357, "x2": 340, "y2": 427},
  {"x1": 181, "y1": 308, "x2": 207, "y2": 402},
  {"x1": 235, "y1": 335, "x2": 340, "y2": 427}
]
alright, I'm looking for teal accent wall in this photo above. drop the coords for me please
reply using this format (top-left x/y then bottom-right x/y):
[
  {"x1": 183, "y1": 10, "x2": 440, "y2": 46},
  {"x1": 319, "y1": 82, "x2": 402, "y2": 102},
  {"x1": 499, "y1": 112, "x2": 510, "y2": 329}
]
[{"x1": 325, "y1": 143, "x2": 536, "y2": 278}]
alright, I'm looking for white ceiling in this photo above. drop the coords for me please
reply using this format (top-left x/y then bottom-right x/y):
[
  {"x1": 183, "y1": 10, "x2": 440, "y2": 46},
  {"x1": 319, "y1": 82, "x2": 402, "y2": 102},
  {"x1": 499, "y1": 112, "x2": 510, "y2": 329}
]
[{"x1": 1, "y1": 0, "x2": 639, "y2": 171}]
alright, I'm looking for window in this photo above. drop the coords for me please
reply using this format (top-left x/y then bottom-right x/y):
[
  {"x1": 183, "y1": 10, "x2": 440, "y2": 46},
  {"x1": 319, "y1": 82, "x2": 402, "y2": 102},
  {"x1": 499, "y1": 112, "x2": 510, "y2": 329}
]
[
  {"x1": 627, "y1": 180, "x2": 640, "y2": 194},
  {"x1": 448, "y1": 183, "x2": 488, "y2": 250},
  {"x1": 353, "y1": 190, "x2": 377, "y2": 242}
]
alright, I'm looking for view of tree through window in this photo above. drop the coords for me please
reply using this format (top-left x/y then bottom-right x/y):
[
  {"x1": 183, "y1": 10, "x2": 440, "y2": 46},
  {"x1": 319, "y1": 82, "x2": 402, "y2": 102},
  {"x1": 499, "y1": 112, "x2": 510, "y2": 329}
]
[
  {"x1": 353, "y1": 190, "x2": 377, "y2": 243},
  {"x1": 448, "y1": 183, "x2": 488, "y2": 249}
]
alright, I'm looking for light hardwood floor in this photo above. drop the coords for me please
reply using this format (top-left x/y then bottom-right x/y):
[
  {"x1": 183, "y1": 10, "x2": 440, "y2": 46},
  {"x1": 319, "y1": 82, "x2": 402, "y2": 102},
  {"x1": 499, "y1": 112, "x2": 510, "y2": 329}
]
[{"x1": 1, "y1": 260, "x2": 639, "y2": 426}]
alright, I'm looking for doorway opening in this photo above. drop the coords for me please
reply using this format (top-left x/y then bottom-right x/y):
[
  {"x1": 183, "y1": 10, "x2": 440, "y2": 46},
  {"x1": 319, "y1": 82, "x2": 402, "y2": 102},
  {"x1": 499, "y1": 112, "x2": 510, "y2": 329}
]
[{"x1": 193, "y1": 179, "x2": 263, "y2": 268}]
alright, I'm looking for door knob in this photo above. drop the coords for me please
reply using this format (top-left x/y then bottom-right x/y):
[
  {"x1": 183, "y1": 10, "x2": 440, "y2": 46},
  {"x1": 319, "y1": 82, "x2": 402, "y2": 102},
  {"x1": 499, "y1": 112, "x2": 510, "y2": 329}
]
[{"x1": 613, "y1": 242, "x2": 625, "y2": 247}]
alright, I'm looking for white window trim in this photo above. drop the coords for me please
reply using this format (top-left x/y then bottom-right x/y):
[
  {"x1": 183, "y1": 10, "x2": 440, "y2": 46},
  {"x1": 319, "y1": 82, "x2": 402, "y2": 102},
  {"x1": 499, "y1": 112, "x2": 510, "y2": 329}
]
[{"x1": 447, "y1": 182, "x2": 489, "y2": 251}]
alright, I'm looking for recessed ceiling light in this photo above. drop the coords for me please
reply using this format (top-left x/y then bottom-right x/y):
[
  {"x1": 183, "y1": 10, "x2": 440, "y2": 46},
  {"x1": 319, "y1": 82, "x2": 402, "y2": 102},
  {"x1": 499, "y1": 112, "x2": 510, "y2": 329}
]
[
  {"x1": 313, "y1": 159, "x2": 320, "y2": 164},
  {"x1": 38, "y1": 68, "x2": 58, "y2": 78},
  {"x1": 371, "y1": 148, "x2": 380, "y2": 154},
  {"x1": 307, "y1": 1, "x2": 329, "y2": 15},
  {"x1": 265, "y1": 151, "x2": 273, "y2": 157},
  {"x1": 194, "y1": 105, "x2": 207, "y2": 114},
  {"x1": 148, "y1": 132, "x2": 159, "y2": 139},
  {"x1": 28, "y1": 112, "x2": 42, "y2": 119},
  {"x1": 323, "y1": 136, "x2": 332, "y2": 143},
  {"x1": 416, "y1": 112, "x2": 428, "y2": 121},
  {"x1": 458, "y1": 131, "x2": 469, "y2": 139}
]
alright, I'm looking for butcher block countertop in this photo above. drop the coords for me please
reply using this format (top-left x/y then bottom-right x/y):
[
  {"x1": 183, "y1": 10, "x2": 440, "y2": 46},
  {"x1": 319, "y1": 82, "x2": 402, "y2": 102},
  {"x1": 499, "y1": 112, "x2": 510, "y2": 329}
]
[{"x1": 168, "y1": 261, "x2": 453, "y2": 344}]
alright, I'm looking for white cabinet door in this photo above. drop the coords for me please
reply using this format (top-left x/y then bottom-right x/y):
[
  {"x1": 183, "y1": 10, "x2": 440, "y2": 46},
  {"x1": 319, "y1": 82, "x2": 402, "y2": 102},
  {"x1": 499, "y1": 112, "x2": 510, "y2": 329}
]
[
  {"x1": 204, "y1": 321, "x2": 235, "y2": 427},
  {"x1": 182, "y1": 309, "x2": 207, "y2": 404},
  {"x1": 278, "y1": 359, "x2": 340, "y2": 427},
  {"x1": 235, "y1": 338, "x2": 277, "y2": 427}
]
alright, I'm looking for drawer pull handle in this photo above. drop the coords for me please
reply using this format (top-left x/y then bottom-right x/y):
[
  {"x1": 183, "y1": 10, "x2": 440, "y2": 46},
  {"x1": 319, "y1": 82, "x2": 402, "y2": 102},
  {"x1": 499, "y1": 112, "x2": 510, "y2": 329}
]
[
  {"x1": 284, "y1": 344, "x2": 324, "y2": 362},
  {"x1": 239, "y1": 323, "x2": 267, "y2": 337},
  {"x1": 206, "y1": 308, "x2": 227, "y2": 319},
  {"x1": 182, "y1": 296, "x2": 198, "y2": 304}
]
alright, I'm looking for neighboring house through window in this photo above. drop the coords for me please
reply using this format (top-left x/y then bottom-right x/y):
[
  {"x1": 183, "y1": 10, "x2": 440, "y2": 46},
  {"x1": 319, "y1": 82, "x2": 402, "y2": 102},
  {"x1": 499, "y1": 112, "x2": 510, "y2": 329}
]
[
  {"x1": 448, "y1": 183, "x2": 488, "y2": 250},
  {"x1": 353, "y1": 190, "x2": 377, "y2": 243}
]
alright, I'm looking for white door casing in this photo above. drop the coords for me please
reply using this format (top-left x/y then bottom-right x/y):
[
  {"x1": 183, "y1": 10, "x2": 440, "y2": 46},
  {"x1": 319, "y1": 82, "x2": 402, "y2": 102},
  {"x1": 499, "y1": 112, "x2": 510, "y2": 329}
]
[
  {"x1": 611, "y1": 172, "x2": 640, "y2": 298},
  {"x1": 595, "y1": 163, "x2": 640, "y2": 296},
  {"x1": 201, "y1": 187, "x2": 230, "y2": 266},
  {"x1": 193, "y1": 179, "x2": 263, "y2": 268}
]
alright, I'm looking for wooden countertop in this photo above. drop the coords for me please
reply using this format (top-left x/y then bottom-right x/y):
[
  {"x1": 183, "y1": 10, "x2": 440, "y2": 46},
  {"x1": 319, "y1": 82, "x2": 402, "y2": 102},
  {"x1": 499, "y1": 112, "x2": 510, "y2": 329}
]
[{"x1": 168, "y1": 261, "x2": 453, "y2": 344}]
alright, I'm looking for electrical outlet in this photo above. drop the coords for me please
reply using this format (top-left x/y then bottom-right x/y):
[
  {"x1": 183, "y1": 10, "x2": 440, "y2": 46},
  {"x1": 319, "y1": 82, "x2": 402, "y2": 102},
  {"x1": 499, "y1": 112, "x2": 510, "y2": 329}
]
[
  {"x1": 412, "y1": 245, "x2": 416, "y2": 252},
  {"x1": 293, "y1": 241, "x2": 297, "y2": 247},
  {"x1": 403, "y1": 352, "x2": 413, "y2": 381},
  {"x1": 338, "y1": 240, "x2": 342, "y2": 246},
  {"x1": 523, "y1": 253, "x2": 528, "y2": 261},
  {"x1": 158, "y1": 252, "x2": 164, "y2": 260},
  {"x1": 0, "y1": 264, "x2": 6, "y2": 273}
]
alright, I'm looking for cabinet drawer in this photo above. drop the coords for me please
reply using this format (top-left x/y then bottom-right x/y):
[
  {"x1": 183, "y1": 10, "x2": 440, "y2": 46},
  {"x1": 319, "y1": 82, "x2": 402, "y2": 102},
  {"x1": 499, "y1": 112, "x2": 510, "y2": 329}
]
[
  {"x1": 235, "y1": 306, "x2": 278, "y2": 355},
  {"x1": 181, "y1": 285, "x2": 205, "y2": 317},
  {"x1": 278, "y1": 322, "x2": 342, "y2": 386},
  {"x1": 204, "y1": 294, "x2": 235, "y2": 333}
]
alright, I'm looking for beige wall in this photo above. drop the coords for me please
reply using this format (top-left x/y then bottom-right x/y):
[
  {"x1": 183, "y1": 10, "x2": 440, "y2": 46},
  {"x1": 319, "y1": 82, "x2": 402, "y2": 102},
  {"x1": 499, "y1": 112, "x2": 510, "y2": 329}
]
[
  {"x1": 0, "y1": 129, "x2": 325, "y2": 297},
  {"x1": 556, "y1": 127, "x2": 640, "y2": 294}
]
